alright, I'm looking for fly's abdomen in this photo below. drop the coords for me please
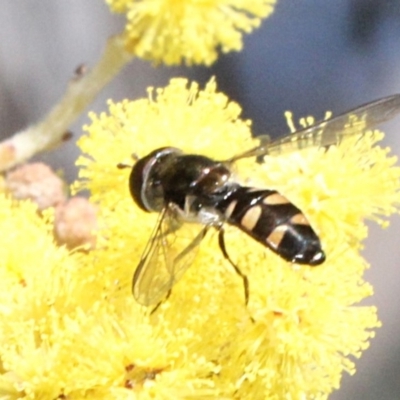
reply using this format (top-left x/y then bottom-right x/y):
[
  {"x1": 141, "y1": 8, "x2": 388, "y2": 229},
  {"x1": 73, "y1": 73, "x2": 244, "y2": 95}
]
[{"x1": 219, "y1": 187, "x2": 325, "y2": 265}]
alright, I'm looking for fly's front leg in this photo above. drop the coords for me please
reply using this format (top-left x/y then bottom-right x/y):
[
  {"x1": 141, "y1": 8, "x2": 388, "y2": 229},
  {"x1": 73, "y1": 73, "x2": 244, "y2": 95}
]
[{"x1": 217, "y1": 228, "x2": 249, "y2": 305}]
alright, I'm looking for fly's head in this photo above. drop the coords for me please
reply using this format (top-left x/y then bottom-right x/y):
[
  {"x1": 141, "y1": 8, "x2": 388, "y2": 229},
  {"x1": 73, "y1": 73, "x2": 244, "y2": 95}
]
[{"x1": 129, "y1": 147, "x2": 183, "y2": 212}]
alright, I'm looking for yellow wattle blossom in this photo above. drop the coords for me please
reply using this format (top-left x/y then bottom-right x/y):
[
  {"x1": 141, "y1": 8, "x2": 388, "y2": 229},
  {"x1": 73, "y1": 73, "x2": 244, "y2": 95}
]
[
  {"x1": 105, "y1": 0, "x2": 277, "y2": 65},
  {"x1": 73, "y1": 78, "x2": 400, "y2": 398},
  {"x1": 1, "y1": 78, "x2": 399, "y2": 399},
  {"x1": 0, "y1": 196, "x2": 224, "y2": 399}
]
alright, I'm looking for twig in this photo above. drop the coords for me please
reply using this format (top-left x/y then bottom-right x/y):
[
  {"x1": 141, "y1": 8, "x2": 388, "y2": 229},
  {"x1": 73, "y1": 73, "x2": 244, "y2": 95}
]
[{"x1": 0, "y1": 34, "x2": 133, "y2": 171}]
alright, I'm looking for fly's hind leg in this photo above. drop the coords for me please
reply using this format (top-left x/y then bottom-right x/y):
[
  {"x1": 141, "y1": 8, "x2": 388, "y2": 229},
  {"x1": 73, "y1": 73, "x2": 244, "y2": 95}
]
[{"x1": 218, "y1": 228, "x2": 249, "y2": 305}]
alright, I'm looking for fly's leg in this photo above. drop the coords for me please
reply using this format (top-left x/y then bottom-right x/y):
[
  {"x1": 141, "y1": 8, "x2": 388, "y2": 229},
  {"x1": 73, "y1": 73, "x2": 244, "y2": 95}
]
[{"x1": 218, "y1": 228, "x2": 249, "y2": 305}]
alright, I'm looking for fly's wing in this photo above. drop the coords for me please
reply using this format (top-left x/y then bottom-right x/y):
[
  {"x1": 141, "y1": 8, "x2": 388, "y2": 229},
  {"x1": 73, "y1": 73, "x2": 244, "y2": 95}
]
[
  {"x1": 227, "y1": 93, "x2": 400, "y2": 162},
  {"x1": 132, "y1": 204, "x2": 209, "y2": 306}
]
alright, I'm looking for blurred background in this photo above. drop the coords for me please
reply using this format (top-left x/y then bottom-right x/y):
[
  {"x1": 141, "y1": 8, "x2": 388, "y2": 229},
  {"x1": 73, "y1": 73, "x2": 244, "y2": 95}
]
[{"x1": 1, "y1": 1, "x2": 400, "y2": 398}]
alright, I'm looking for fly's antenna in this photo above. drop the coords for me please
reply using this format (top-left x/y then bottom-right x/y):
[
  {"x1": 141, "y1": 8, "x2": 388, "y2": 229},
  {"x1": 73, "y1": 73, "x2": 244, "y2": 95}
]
[
  {"x1": 117, "y1": 162, "x2": 132, "y2": 169},
  {"x1": 117, "y1": 153, "x2": 139, "y2": 169}
]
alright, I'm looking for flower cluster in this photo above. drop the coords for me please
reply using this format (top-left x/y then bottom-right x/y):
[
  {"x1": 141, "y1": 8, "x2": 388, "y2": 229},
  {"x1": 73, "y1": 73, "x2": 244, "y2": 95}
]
[
  {"x1": 106, "y1": 0, "x2": 276, "y2": 65},
  {"x1": 0, "y1": 78, "x2": 398, "y2": 399},
  {"x1": 79, "y1": 79, "x2": 400, "y2": 398}
]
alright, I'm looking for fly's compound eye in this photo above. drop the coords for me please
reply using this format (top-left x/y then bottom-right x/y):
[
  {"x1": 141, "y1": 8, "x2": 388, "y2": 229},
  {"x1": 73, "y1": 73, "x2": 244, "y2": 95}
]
[{"x1": 129, "y1": 147, "x2": 182, "y2": 212}]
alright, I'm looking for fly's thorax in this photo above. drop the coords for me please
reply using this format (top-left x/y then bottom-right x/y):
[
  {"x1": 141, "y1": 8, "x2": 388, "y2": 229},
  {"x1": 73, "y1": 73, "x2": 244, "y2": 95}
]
[
  {"x1": 160, "y1": 155, "x2": 232, "y2": 210},
  {"x1": 129, "y1": 147, "x2": 182, "y2": 212}
]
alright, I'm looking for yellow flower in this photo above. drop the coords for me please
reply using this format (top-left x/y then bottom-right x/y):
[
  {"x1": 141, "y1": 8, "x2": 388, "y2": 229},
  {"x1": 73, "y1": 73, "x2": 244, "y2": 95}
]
[
  {"x1": 74, "y1": 78, "x2": 400, "y2": 398},
  {"x1": 105, "y1": 0, "x2": 277, "y2": 65},
  {"x1": 0, "y1": 196, "x2": 223, "y2": 399},
  {"x1": 2, "y1": 79, "x2": 398, "y2": 399}
]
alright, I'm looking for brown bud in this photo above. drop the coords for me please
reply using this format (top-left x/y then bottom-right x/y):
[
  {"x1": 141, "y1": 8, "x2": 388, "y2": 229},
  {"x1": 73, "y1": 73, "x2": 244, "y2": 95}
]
[
  {"x1": 5, "y1": 163, "x2": 66, "y2": 210},
  {"x1": 54, "y1": 197, "x2": 97, "y2": 249}
]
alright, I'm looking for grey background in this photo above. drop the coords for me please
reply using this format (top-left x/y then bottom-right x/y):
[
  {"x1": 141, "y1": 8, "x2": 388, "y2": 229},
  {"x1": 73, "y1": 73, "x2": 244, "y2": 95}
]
[{"x1": 1, "y1": 1, "x2": 400, "y2": 399}]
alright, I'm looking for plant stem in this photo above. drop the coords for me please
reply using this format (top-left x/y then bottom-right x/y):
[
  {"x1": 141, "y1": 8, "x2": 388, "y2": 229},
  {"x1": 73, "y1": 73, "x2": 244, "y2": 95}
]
[{"x1": 0, "y1": 34, "x2": 133, "y2": 171}]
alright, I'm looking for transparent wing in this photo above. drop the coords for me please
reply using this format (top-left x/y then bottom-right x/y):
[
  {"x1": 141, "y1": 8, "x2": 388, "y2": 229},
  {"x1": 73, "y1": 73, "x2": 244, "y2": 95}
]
[
  {"x1": 227, "y1": 93, "x2": 400, "y2": 162},
  {"x1": 132, "y1": 204, "x2": 209, "y2": 306}
]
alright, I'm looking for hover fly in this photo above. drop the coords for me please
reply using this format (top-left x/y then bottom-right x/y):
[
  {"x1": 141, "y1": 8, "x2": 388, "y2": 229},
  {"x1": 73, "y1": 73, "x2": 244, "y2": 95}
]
[{"x1": 126, "y1": 94, "x2": 400, "y2": 307}]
